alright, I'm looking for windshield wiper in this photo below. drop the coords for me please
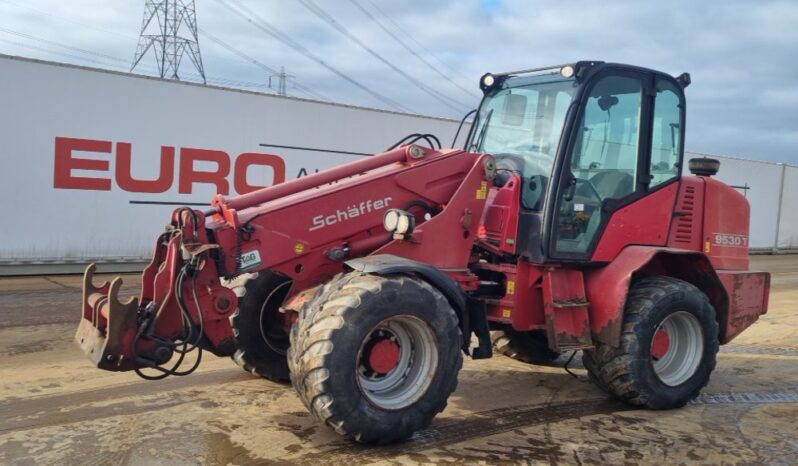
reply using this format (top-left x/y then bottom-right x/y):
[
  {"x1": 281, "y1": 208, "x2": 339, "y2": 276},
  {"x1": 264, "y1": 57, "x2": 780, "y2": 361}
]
[
  {"x1": 466, "y1": 109, "x2": 482, "y2": 150},
  {"x1": 470, "y1": 109, "x2": 494, "y2": 153}
]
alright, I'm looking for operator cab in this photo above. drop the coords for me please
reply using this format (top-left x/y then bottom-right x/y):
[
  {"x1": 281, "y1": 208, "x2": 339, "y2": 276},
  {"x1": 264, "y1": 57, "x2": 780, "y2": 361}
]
[{"x1": 467, "y1": 61, "x2": 689, "y2": 262}]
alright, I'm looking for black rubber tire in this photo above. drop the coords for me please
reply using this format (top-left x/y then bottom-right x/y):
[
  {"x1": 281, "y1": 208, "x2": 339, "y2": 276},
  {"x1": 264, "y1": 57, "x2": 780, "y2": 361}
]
[
  {"x1": 491, "y1": 329, "x2": 561, "y2": 365},
  {"x1": 288, "y1": 272, "x2": 463, "y2": 444},
  {"x1": 582, "y1": 349, "x2": 609, "y2": 392},
  {"x1": 583, "y1": 276, "x2": 719, "y2": 409},
  {"x1": 227, "y1": 271, "x2": 292, "y2": 382}
]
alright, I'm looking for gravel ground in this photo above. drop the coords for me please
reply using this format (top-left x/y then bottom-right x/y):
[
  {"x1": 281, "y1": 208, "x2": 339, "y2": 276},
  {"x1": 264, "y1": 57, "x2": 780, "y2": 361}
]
[{"x1": 0, "y1": 255, "x2": 796, "y2": 465}]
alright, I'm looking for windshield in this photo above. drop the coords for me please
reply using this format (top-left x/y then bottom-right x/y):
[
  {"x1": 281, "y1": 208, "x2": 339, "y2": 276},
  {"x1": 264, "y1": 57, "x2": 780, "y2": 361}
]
[{"x1": 469, "y1": 74, "x2": 577, "y2": 210}]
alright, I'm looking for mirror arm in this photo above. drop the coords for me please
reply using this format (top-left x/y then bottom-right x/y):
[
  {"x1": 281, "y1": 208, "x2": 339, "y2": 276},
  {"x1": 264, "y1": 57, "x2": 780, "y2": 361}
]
[{"x1": 563, "y1": 177, "x2": 577, "y2": 202}]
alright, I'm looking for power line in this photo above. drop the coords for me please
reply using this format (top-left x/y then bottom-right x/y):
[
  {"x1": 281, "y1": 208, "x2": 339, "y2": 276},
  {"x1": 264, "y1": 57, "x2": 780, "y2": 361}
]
[
  {"x1": 0, "y1": 26, "x2": 282, "y2": 93},
  {"x1": 200, "y1": 27, "x2": 329, "y2": 100},
  {"x1": 219, "y1": 0, "x2": 409, "y2": 112},
  {"x1": 0, "y1": 26, "x2": 131, "y2": 65},
  {"x1": 0, "y1": 0, "x2": 325, "y2": 100},
  {"x1": 0, "y1": 0, "x2": 136, "y2": 40},
  {"x1": 0, "y1": 37, "x2": 125, "y2": 69},
  {"x1": 364, "y1": 0, "x2": 462, "y2": 77},
  {"x1": 348, "y1": 0, "x2": 479, "y2": 101},
  {"x1": 0, "y1": 0, "x2": 446, "y2": 111},
  {"x1": 295, "y1": 0, "x2": 470, "y2": 114}
]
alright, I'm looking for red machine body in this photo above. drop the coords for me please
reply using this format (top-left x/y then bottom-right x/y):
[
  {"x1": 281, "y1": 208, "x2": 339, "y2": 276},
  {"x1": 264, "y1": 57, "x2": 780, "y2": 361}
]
[
  {"x1": 78, "y1": 143, "x2": 769, "y2": 369},
  {"x1": 479, "y1": 172, "x2": 769, "y2": 350},
  {"x1": 76, "y1": 61, "x2": 770, "y2": 442},
  {"x1": 78, "y1": 144, "x2": 494, "y2": 370}
]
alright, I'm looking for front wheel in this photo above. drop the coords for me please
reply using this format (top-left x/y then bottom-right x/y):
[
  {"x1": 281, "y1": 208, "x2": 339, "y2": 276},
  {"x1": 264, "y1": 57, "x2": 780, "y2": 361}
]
[
  {"x1": 227, "y1": 272, "x2": 292, "y2": 382},
  {"x1": 288, "y1": 273, "x2": 463, "y2": 443},
  {"x1": 583, "y1": 276, "x2": 719, "y2": 409}
]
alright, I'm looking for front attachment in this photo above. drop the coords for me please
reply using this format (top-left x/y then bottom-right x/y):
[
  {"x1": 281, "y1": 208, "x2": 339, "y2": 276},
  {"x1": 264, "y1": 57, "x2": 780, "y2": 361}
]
[
  {"x1": 75, "y1": 263, "x2": 140, "y2": 371},
  {"x1": 74, "y1": 207, "x2": 241, "y2": 379}
]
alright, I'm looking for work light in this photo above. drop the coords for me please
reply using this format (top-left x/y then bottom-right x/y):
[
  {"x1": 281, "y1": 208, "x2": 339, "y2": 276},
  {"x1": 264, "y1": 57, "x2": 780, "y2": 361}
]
[
  {"x1": 479, "y1": 73, "x2": 498, "y2": 93},
  {"x1": 383, "y1": 209, "x2": 415, "y2": 239},
  {"x1": 384, "y1": 209, "x2": 400, "y2": 231}
]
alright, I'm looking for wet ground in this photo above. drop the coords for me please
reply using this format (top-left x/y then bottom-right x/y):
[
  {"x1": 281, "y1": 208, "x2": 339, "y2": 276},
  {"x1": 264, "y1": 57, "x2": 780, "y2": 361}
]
[{"x1": 0, "y1": 255, "x2": 796, "y2": 465}]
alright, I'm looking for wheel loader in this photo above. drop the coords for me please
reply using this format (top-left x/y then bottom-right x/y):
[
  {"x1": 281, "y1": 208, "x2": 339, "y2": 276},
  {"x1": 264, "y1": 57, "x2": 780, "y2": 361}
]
[{"x1": 76, "y1": 61, "x2": 770, "y2": 443}]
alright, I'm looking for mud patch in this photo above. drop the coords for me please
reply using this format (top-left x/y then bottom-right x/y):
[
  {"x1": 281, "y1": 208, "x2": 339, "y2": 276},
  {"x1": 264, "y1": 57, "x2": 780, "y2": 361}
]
[
  {"x1": 295, "y1": 398, "x2": 627, "y2": 463},
  {"x1": 691, "y1": 391, "x2": 798, "y2": 405},
  {"x1": 0, "y1": 368, "x2": 248, "y2": 422},
  {"x1": 721, "y1": 344, "x2": 798, "y2": 357},
  {"x1": 4, "y1": 339, "x2": 55, "y2": 356},
  {"x1": 203, "y1": 432, "x2": 260, "y2": 466}
]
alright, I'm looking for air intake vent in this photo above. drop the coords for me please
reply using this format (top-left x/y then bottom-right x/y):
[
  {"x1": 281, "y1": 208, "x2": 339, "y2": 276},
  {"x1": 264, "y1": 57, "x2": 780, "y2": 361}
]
[{"x1": 673, "y1": 186, "x2": 696, "y2": 244}]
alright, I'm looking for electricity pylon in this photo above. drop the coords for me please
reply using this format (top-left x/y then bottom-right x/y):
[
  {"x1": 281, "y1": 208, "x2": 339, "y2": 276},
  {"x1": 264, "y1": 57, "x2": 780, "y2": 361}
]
[{"x1": 131, "y1": 0, "x2": 206, "y2": 83}]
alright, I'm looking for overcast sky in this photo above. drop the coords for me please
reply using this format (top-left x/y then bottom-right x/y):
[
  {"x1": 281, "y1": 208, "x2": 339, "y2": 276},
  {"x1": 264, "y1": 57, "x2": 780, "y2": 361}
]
[{"x1": 1, "y1": 0, "x2": 796, "y2": 163}]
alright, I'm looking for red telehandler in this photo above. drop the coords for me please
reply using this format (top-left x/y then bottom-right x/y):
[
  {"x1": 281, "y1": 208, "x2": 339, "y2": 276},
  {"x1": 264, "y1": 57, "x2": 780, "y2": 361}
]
[{"x1": 77, "y1": 61, "x2": 770, "y2": 443}]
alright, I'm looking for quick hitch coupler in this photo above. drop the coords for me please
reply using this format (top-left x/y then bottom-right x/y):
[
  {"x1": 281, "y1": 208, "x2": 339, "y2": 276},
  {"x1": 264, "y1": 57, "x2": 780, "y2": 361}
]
[{"x1": 75, "y1": 263, "x2": 141, "y2": 371}]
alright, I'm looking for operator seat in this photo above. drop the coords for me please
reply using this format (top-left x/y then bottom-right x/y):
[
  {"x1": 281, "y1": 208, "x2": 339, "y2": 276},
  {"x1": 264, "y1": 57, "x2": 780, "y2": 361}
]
[{"x1": 571, "y1": 171, "x2": 633, "y2": 253}]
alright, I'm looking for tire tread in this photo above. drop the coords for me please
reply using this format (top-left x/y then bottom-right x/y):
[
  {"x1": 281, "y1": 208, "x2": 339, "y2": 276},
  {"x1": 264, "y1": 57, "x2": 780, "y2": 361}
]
[
  {"x1": 288, "y1": 273, "x2": 462, "y2": 443},
  {"x1": 584, "y1": 276, "x2": 719, "y2": 409}
]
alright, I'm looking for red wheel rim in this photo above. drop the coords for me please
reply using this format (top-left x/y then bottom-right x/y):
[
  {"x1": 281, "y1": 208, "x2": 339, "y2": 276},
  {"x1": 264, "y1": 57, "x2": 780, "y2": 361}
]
[
  {"x1": 652, "y1": 329, "x2": 671, "y2": 360},
  {"x1": 368, "y1": 338, "x2": 401, "y2": 374}
]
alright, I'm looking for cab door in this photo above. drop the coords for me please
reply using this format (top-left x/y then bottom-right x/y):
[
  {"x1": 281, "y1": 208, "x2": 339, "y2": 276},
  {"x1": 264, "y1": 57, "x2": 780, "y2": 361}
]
[
  {"x1": 549, "y1": 70, "x2": 650, "y2": 259},
  {"x1": 547, "y1": 69, "x2": 685, "y2": 261}
]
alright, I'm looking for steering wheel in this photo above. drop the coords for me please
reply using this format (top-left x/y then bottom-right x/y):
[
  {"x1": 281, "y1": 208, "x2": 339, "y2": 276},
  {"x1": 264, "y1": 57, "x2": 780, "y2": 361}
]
[
  {"x1": 492, "y1": 153, "x2": 550, "y2": 176},
  {"x1": 507, "y1": 148, "x2": 555, "y2": 170},
  {"x1": 567, "y1": 177, "x2": 602, "y2": 205}
]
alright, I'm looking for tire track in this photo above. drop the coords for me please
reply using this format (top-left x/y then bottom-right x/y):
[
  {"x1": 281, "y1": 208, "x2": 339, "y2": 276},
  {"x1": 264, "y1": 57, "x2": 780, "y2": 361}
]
[
  {"x1": 298, "y1": 399, "x2": 627, "y2": 463},
  {"x1": 0, "y1": 397, "x2": 199, "y2": 433},
  {"x1": 298, "y1": 388, "x2": 798, "y2": 464},
  {"x1": 691, "y1": 391, "x2": 798, "y2": 405},
  {"x1": 720, "y1": 344, "x2": 798, "y2": 357},
  {"x1": 0, "y1": 368, "x2": 261, "y2": 432},
  {"x1": 0, "y1": 289, "x2": 138, "y2": 329}
]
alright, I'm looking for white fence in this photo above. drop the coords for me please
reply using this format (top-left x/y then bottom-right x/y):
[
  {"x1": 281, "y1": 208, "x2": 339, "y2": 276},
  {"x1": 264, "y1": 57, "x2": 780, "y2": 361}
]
[
  {"x1": 0, "y1": 54, "x2": 795, "y2": 274},
  {"x1": 777, "y1": 166, "x2": 798, "y2": 250}
]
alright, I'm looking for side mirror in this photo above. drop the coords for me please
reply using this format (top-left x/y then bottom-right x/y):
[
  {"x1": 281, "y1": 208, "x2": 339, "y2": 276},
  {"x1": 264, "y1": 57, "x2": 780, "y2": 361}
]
[{"x1": 598, "y1": 95, "x2": 619, "y2": 111}]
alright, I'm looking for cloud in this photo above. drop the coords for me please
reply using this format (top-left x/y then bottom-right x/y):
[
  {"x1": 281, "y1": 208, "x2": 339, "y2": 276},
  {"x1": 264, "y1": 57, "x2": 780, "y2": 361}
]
[{"x1": 0, "y1": 0, "x2": 796, "y2": 163}]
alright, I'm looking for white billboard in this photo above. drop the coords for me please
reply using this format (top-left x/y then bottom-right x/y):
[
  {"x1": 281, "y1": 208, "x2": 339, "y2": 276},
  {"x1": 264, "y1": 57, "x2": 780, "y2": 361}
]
[
  {"x1": 0, "y1": 55, "x2": 792, "y2": 274},
  {"x1": 0, "y1": 55, "x2": 467, "y2": 271}
]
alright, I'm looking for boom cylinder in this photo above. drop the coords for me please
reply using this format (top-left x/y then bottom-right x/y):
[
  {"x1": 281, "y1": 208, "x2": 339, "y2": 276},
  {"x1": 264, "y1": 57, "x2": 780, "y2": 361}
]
[{"x1": 212, "y1": 146, "x2": 413, "y2": 211}]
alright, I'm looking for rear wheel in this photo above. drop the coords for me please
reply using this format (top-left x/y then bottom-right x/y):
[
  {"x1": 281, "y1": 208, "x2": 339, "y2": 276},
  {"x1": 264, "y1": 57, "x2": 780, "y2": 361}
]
[
  {"x1": 492, "y1": 329, "x2": 560, "y2": 365},
  {"x1": 584, "y1": 276, "x2": 719, "y2": 409},
  {"x1": 288, "y1": 273, "x2": 463, "y2": 443},
  {"x1": 227, "y1": 272, "x2": 292, "y2": 382}
]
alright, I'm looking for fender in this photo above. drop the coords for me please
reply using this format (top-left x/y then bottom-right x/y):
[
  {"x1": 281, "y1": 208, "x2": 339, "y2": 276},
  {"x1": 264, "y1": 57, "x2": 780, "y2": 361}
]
[
  {"x1": 584, "y1": 246, "x2": 729, "y2": 346},
  {"x1": 345, "y1": 254, "x2": 492, "y2": 358}
]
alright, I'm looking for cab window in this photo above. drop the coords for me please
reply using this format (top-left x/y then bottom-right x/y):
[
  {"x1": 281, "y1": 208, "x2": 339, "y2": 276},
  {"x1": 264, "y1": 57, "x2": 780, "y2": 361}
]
[
  {"x1": 472, "y1": 78, "x2": 577, "y2": 211},
  {"x1": 554, "y1": 75, "x2": 643, "y2": 255},
  {"x1": 650, "y1": 80, "x2": 683, "y2": 187},
  {"x1": 571, "y1": 76, "x2": 642, "y2": 199}
]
